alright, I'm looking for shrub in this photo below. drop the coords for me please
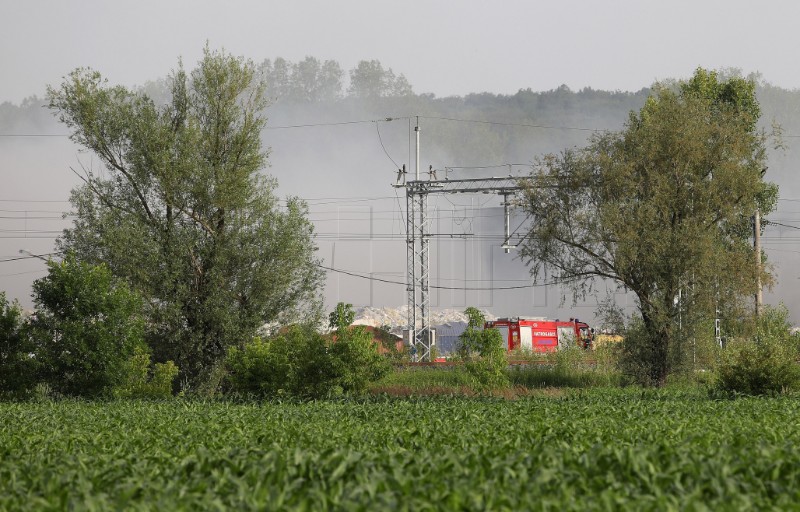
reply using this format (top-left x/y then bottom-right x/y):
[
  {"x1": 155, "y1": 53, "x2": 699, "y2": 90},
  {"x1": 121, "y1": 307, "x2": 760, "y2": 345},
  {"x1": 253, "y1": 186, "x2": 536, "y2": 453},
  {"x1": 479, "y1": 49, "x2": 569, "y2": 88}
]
[
  {"x1": 29, "y1": 256, "x2": 147, "y2": 397},
  {"x1": 113, "y1": 346, "x2": 179, "y2": 399},
  {"x1": 0, "y1": 292, "x2": 38, "y2": 397},
  {"x1": 329, "y1": 302, "x2": 356, "y2": 330},
  {"x1": 226, "y1": 323, "x2": 389, "y2": 399},
  {"x1": 714, "y1": 306, "x2": 800, "y2": 396},
  {"x1": 330, "y1": 325, "x2": 390, "y2": 395},
  {"x1": 715, "y1": 337, "x2": 800, "y2": 395},
  {"x1": 458, "y1": 312, "x2": 509, "y2": 391},
  {"x1": 225, "y1": 325, "x2": 336, "y2": 398},
  {"x1": 226, "y1": 333, "x2": 296, "y2": 397}
]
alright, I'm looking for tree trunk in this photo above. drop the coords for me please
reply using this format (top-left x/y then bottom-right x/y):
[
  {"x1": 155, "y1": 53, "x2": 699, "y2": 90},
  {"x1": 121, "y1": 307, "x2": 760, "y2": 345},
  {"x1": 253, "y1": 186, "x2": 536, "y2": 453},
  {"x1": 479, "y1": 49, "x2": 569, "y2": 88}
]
[{"x1": 641, "y1": 306, "x2": 671, "y2": 387}]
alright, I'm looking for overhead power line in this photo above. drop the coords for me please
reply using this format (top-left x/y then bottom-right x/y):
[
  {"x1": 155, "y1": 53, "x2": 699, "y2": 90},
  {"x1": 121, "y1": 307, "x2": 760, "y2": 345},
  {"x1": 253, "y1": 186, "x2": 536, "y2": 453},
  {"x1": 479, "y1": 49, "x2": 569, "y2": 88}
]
[
  {"x1": 264, "y1": 116, "x2": 409, "y2": 130},
  {"x1": 6, "y1": 111, "x2": 800, "y2": 139},
  {"x1": 0, "y1": 269, "x2": 48, "y2": 278},
  {"x1": 375, "y1": 121, "x2": 400, "y2": 169},
  {"x1": 0, "y1": 199, "x2": 70, "y2": 204},
  {"x1": 0, "y1": 117, "x2": 411, "y2": 138},
  {"x1": 316, "y1": 263, "x2": 552, "y2": 291},
  {"x1": 0, "y1": 134, "x2": 68, "y2": 138},
  {"x1": 418, "y1": 115, "x2": 604, "y2": 132},
  {"x1": 767, "y1": 220, "x2": 800, "y2": 231},
  {"x1": 0, "y1": 252, "x2": 60, "y2": 263}
]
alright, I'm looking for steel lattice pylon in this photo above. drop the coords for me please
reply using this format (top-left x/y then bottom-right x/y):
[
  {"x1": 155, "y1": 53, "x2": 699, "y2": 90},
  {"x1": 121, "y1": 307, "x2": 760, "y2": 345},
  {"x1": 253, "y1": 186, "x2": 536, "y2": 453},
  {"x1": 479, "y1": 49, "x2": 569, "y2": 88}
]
[{"x1": 397, "y1": 176, "x2": 525, "y2": 361}]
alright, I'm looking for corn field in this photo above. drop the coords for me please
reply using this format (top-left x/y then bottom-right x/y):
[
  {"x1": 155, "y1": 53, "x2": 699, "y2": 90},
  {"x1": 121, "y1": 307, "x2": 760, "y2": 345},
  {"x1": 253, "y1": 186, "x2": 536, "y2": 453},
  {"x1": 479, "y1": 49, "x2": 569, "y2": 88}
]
[{"x1": 2, "y1": 391, "x2": 799, "y2": 510}]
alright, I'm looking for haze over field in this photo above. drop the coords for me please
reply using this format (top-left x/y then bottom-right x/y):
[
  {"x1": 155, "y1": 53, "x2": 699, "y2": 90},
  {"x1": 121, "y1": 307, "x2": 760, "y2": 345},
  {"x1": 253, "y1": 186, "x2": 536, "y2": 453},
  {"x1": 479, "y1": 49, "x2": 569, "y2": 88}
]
[{"x1": 2, "y1": 1, "x2": 800, "y2": 325}]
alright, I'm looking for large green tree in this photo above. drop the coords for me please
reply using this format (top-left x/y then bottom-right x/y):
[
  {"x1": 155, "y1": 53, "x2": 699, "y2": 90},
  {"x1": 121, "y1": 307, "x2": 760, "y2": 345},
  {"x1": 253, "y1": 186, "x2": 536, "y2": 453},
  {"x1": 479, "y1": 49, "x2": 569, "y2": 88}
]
[
  {"x1": 47, "y1": 48, "x2": 323, "y2": 388},
  {"x1": 519, "y1": 69, "x2": 777, "y2": 385}
]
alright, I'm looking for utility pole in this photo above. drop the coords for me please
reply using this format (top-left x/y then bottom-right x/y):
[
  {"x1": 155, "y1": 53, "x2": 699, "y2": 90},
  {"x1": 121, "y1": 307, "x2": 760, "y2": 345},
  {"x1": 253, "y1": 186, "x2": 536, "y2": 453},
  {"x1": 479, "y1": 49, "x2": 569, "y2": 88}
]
[
  {"x1": 414, "y1": 117, "x2": 431, "y2": 362},
  {"x1": 754, "y1": 208, "x2": 762, "y2": 317},
  {"x1": 501, "y1": 193, "x2": 512, "y2": 254},
  {"x1": 403, "y1": 117, "x2": 430, "y2": 361}
]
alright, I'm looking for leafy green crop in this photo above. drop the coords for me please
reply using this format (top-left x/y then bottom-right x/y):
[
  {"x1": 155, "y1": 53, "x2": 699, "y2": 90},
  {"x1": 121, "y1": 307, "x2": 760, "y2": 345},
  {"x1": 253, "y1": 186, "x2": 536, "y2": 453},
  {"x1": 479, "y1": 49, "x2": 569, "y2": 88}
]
[{"x1": 1, "y1": 391, "x2": 799, "y2": 510}]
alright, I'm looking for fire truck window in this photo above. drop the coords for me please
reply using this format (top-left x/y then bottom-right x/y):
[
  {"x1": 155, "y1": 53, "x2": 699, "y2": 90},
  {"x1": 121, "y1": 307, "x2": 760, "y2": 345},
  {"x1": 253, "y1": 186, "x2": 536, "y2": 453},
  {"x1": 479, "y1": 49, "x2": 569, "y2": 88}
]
[
  {"x1": 520, "y1": 326, "x2": 533, "y2": 352},
  {"x1": 497, "y1": 326, "x2": 509, "y2": 350}
]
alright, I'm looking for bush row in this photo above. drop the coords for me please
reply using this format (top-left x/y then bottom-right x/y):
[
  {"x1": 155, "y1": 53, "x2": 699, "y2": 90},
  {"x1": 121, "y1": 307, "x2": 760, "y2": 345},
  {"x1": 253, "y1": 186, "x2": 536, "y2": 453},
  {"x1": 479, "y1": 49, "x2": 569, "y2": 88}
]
[
  {"x1": 225, "y1": 324, "x2": 390, "y2": 399},
  {"x1": 0, "y1": 259, "x2": 390, "y2": 400}
]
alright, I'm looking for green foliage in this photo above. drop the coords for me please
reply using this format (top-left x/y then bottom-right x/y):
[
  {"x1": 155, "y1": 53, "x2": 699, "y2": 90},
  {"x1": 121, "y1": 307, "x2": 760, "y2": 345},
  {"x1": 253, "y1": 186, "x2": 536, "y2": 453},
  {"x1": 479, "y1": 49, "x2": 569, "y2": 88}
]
[
  {"x1": 714, "y1": 306, "x2": 800, "y2": 396},
  {"x1": 373, "y1": 366, "x2": 474, "y2": 391},
  {"x1": 330, "y1": 326, "x2": 390, "y2": 395},
  {"x1": 224, "y1": 337, "x2": 275, "y2": 396},
  {"x1": 113, "y1": 346, "x2": 178, "y2": 399},
  {"x1": 225, "y1": 324, "x2": 388, "y2": 398},
  {"x1": 618, "y1": 320, "x2": 666, "y2": 387},
  {"x1": 150, "y1": 361, "x2": 179, "y2": 396},
  {"x1": 463, "y1": 306, "x2": 486, "y2": 329},
  {"x1": 374, "y1": 325, "x2": 407, "y2": 362},
  {"x1": 328, "y1": 302, "x2": 355, "y2": 330},
  {"x1": 668, "y1": 318, "x2": 723, "y2": 381},
  {"x1": 520, "y1": 68, "x2": 774, "y2": 386},
  {"x1": 4, "y1": 392, "x2": 800, "y2": 508},
  {"x1": 260, "y1": 56, "x2": 344, "y2": 103},
  {"x1": 715, "y1": 337, "x2": 799, "y2": 396},
  {"x1": 225, "y1": 326, "x2": 335, "y2": 399},
  {"x1": 458, "y1": 316, "x2": 509, "y2": 391},
  {"x1": 680, "y1": 67, "x2": 761, "y2": 132},
  {"x1": 29, "y1": 256, "x2": 147, "y2": 397},
  {"x1": 507, "y1": 346, "x2": 622, "y2": 388},
  {"x1": 0, "y1": 292, "x2": 22, "y2": 343},
  {"x1": 0, "y1": 292, "x2": 38, "y2": 397},
  {"x1": 47, "y1": 48, "x2": 323, "y2": 388},
  {"x1": 347, "y1": 60, "x2": 413, "y2": 98}
]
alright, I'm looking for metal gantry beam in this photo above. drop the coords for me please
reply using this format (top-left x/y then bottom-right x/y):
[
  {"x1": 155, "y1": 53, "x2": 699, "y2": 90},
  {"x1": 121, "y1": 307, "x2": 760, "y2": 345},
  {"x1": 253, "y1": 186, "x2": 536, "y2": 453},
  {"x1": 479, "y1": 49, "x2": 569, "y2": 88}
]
[{"x1": 414, "y1": 176, "x2": 525, "y2": 195}]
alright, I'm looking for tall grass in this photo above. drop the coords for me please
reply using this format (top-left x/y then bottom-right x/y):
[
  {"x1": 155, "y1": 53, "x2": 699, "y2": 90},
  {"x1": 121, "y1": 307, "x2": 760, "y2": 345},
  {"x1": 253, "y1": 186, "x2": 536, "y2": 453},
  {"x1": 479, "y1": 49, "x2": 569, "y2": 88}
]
[
  {"x1": 372, "y1": 366, "x2": 473, "y2": 394},
  {"x1": 372, "y1": 346, "x2": 622, "y2": 394},
  {"x1": 507, "y1": 346, "x2": 622, "y2": 388}
]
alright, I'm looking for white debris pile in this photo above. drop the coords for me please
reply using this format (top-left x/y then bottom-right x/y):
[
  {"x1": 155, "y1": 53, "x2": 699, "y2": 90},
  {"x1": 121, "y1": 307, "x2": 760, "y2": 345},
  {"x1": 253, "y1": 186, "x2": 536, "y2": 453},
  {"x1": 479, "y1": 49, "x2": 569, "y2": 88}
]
[{"x1": 353, "y1": 306, "x2": 496, "y2": 335}]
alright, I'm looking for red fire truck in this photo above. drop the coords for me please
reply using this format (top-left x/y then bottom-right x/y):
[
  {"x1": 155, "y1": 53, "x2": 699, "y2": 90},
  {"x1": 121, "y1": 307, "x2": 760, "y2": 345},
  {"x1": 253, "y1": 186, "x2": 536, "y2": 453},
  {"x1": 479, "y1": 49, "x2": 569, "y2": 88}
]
[{"x1": 484, "y1": 317, "x2": 593, "y2": 352}]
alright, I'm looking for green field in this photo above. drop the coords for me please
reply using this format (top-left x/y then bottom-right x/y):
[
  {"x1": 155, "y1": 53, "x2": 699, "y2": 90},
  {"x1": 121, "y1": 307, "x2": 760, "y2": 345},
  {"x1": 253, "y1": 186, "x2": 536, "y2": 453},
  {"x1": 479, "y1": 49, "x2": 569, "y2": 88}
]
[{"x1": 2, "y1": 390, "x2": 799, "y2": 510}]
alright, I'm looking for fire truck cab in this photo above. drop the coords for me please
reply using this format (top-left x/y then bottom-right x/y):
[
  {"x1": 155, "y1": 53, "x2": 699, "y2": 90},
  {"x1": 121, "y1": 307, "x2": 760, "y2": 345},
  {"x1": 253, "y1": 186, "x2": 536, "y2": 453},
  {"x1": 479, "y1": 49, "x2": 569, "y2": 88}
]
[{"x1": 484, "y1": 317, "x2": 593, "y2": 353}]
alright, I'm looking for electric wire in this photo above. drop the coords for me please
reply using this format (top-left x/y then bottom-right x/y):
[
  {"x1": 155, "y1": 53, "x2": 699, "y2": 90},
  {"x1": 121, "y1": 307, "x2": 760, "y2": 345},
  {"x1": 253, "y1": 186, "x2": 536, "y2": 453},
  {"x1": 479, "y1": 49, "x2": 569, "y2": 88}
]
[
  {"x1": 0, "y1": 269, "x2": 48, "y2": 278},
  {"x1": 418, "y1": 115, "x2": 603, "y2": 132},
  {"x1": 6, "y1": 111, "x2": 800, "y2": 139},
  {"x1": 444, "y1": 164, "x2": 531, "y2": 171},
  {"x1": 766, "y1": 220, "x2": 800, "y2": 231},
  {"x1": 375, "y1": 122, "x2": 400, "y2": 169},
  {"x1": 0, "y1": 252, "x2": 60, "y2": 263},
  {"x1": 317, "y1": 263, "x2": 554, "y2": 290}
]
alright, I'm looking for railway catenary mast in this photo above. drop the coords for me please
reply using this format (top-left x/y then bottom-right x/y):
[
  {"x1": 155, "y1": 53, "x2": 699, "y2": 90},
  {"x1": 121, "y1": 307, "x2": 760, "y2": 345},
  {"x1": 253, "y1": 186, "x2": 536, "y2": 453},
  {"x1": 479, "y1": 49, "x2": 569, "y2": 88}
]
[{"x1": 394, "y1": 118, "x2": 525, "y2": 361}]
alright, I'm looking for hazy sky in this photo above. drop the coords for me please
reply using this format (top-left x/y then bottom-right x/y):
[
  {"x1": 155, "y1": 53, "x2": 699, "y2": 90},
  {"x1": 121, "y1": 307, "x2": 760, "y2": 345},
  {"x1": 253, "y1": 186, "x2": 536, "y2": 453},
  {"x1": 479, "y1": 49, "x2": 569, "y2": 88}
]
[
  {"x1": 3, "y1": 0, "x2": 800, "y2": 103},
  {"x1": 3, "y1": 0, "x2": 800, "y2": 319}
]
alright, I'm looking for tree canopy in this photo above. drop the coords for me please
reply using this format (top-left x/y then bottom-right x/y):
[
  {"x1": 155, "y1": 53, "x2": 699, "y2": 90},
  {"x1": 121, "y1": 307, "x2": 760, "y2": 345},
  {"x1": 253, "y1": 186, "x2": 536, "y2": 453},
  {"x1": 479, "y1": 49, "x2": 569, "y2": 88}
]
[
  {"x1": 47, "y1": 48, "x2": 323, "y2": 389},
  {"x1": 519, "y1": 68, "x2": 777, "y2": 385},
  {"x1": 347, "y1": 60, "x2": 413, "y2": 99}
]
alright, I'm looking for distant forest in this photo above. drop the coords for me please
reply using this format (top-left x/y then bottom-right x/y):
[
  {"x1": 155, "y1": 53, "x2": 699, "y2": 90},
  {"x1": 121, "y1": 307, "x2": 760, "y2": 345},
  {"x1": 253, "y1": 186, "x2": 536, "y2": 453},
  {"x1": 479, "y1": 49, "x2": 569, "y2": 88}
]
[{"x1": 3, "y1": 56, "x2": 799, "y2": 185}]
